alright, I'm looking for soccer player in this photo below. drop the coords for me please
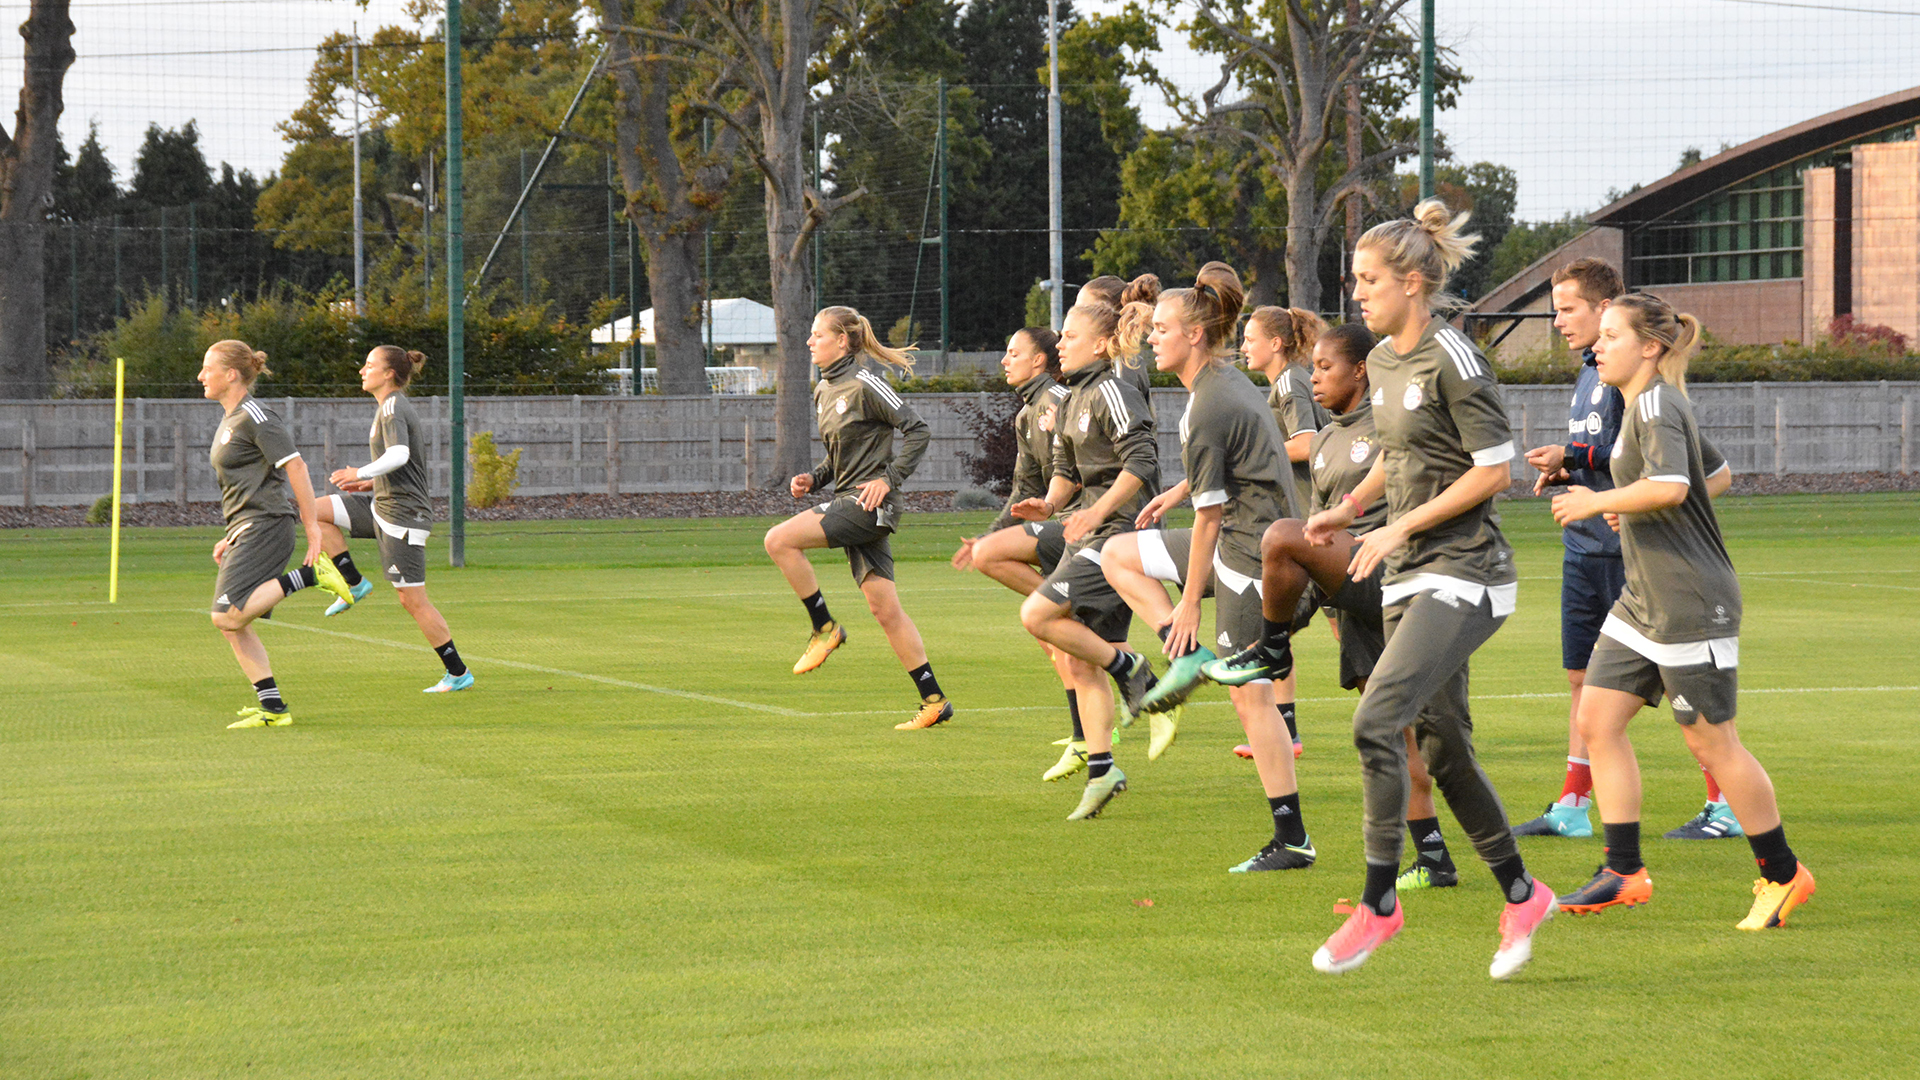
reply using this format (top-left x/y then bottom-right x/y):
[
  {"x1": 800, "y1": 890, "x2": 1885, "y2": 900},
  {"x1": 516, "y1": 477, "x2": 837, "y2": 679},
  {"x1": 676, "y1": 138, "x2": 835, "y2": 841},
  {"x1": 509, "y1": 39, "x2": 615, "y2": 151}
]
[
  {"x1": 317, "y1": 345, "x2": 473, "y2": 693},
  {"x1": 1294, "y1": 201, "x2": 1554, "y2": 978},
  {"x1": 1098, "y1": 264, "x2": 1316, "y2": 871},
  {"x1": 1550, "y1": 294, "x2": 1814, "y2": 930},
  {"x1": 764, "y1": 306, "x2": 950, "y2": 730},
  {"x1": 1239, "y1": 305, "x2": 1329, "y2": 756},
  {"x1": 199, "y1": 339, "x2": 355, "y2": 728},
  {"x1": 951, "y1": 328, "x2": 1083, "y2": 779},
  {"x1": 1013, "y1": 300, "x2": 1160, "y2": 820},
  {"x1": 1208, "y1": 323, "x2": 1465, "y2": 891}
]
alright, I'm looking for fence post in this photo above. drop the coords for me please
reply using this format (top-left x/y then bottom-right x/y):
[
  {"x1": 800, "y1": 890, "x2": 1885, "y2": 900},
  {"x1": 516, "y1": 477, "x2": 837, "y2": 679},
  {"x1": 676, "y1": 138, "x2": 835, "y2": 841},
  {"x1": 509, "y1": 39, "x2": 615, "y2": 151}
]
[
  {"x1": 1518, "y1": 402, "x2": 1530, "y2": 483},
  {"x1": 174, "y1": 421, "x2": 187, "y2": 506},
  {"x1": 134, "y1": 399, "x2": 146, "y2": 503},
  {"x1": 20, "y1": 419, "x2": 33, "y2": 512},
  {"x1": 1880, "y1": 380, "x2": 1892, "y2": 472},
  {"x1": 1750, "y1": 382, "x2": 1764, "y2": 474},
  {"x1": 743, "y1": 418, "x2": 753, "y2": 493},
  {"x1": 1774, "y1": 397, "x2": 1786, "y2": 477},
  {"x1": 606, "y1": 410, "x2": 618, "y2": 495},
  {"x1": 1903, "y1": 396, "x2": 1912, "y2": 475},
  {"x1": 571, "y1": 394, "x2": 583, "y2": 491},
  {"x1": 710, "y1": 396, "x2": 722, "y2": 492},
  {"x1": 323, "y1": 416, "x2": 335, "y2": 485}
]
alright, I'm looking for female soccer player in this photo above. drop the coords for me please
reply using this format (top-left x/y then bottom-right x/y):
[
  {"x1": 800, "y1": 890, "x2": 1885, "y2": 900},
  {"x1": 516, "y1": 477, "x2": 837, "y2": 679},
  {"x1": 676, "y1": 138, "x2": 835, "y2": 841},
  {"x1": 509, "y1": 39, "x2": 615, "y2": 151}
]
[
  {"x1": 951, "y1": 328, "x2": 1082, "y2": 778},
  {"x1": 1013, "y1": 300, "x2": 1160, "y2": 820},
  {"x1": 199, "y1": 339, "x2": 355, "y2": 728},
  {"x1": 1098, "y1": 264, "x2": 1315, "y2": 871},
  {"x1": 1549, "y1": 294, "x2": 1814, "y2": 930},
  {"x1": 764, "y1": 306, "x2": 950, "y2": 730},
  {"x1": 1207, "y1": 322, "x2": 1466, "y2": 891},
  {"x1": 317, "y1": 345, "x2": 473, "y2": 693},
  {"x1": 1292, "y1": 200, "x2": 1554, "y2": 978}
]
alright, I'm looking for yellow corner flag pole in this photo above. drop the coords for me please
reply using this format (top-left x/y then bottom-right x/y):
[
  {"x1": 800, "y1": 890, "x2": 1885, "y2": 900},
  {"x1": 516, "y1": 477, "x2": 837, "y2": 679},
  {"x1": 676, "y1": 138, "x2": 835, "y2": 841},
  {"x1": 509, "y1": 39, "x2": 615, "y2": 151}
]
[{"x1": 110, "y1": 357, "x2": 125, "y2": 604}]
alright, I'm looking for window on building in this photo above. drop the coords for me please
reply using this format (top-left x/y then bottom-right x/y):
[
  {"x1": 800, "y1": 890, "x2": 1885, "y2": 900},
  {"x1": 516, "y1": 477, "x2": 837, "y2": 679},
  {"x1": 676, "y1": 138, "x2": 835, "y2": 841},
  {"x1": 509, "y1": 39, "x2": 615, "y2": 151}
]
[{"x1": 1629, "y1": 165, "x2": 1804, "y2": 285}]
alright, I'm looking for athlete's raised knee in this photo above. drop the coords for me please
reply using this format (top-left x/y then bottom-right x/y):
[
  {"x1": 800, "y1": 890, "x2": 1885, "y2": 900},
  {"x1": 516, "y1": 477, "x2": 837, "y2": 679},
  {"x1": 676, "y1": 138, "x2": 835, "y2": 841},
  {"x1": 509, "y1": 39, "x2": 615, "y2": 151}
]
[{"x1": 1261, "y1": 518, "x2": 1307, "y2": 561}]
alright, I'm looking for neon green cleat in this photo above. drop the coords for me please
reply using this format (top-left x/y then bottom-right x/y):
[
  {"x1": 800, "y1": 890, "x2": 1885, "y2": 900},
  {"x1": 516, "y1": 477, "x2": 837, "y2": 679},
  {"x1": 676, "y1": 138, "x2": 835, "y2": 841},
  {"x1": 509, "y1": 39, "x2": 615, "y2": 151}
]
[
  {"x1": 1066, "y1": 767, "x2": 1128, "y2": 820},
  {"x1": 312, "y1": 556, "x2": 356, "y2": 609},
  {"x1": 1142, "y1": 647, "x2": 1214, "y2": 714},
  {"x1": 1147, "y1": 705, "x2": 1183, "y2": 761},
  {"x1": 228, "y1": 706, "x2": 293, "y2": 729},
  {"x1": 1044, "y1": 740, "x2": 1088, "y2": 782}
]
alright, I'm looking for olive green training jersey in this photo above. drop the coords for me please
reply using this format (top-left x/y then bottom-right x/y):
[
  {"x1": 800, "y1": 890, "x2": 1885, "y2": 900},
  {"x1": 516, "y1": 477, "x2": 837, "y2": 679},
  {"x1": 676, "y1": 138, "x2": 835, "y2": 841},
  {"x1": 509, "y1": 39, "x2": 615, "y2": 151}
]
[
  {"x1": 1179, "y1": 361, "x2": 1292, "y2": 574},
  {"x1": 990, "y1": 372, "x2": 1072, "y2": 534},
  {"x1": 1268, "y1": 362, "x2": 1329, "y2": 516},
  {"x1": 1609, "y1": 377, "x2": 1740, "y2": 643},
  {"x1": 370, "y1": 392, "x2": 433, "y2": 529},
  {"x1": 1367, "y1": 320, "x2": 1518, "y2": 608},
  {"x1": 211, "y1": 395, "x2": 300, "y2": 528},
  {"x1": 1310, "y1": 399, "x2": 1386, "y2": 536},
  {"x1": 808, "y1": 355, "x2": 932, "y2": 514},
  {"x1": 1052, "y1": 362, "x2": 1158, "y2": 547}
]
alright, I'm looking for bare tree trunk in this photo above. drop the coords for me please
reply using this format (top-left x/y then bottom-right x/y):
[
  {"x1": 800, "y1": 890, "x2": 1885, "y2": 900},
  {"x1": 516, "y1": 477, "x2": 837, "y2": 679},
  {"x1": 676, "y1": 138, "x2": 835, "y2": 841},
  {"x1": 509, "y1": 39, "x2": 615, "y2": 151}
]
[
  {"x1": 1283, "y1": 176, "x2": 1324, "y2": 314},
  {"x1": 645, "y1": 229, "x2": 708, "y2": 392},
  {"x1": 763, "y1": 0, "x2": 820, "y2": 484},
  {"x1": 0, "y1": 0, "x2": 76, "y2": 398}
]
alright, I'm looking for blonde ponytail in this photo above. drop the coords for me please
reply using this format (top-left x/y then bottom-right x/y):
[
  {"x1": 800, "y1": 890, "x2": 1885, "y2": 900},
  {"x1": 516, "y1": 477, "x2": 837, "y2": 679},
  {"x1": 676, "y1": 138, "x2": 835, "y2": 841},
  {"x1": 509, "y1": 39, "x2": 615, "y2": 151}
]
[
  {"x1": 818, "y1": 305, "x2": 916, "y2": 374},
  {"x1": 1116, "y1": 300, "x2": 1155, "y2": 362},
  {"x1": 1358, "y1": 197, "x2": 1482, "y2": 308},
  {"x1": 208, "y1": 339, "x2": 271, "y2": 384},
  {"x1": 1247, "y1": 305, "x2": 1325, "y2": 363},
  {"x1": 1611, "y1": 294, "x2": 1703, "y2": 396}
]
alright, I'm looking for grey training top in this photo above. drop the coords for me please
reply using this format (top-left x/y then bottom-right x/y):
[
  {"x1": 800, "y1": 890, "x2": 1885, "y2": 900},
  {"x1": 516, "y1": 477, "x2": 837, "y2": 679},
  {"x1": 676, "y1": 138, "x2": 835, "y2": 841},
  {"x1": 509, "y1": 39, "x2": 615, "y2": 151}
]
[
  {"x1": 1268, "y1": 363, "x2": 1329, "y2": 512},
  {"x1": 809, "y1": 355, "x2": 932, "y2": 515},
  {"x1": 371, "y1": 392, "x2": 433, "y2": 529},
  {"x1": 990, "y1": 372, "x2": 1071, "y2": 534},
  {"x1": 1052, "y1": 362, "x2": 1158, "y2": 547},
  {"x1": 211, "y1": 395, "x2": 299, "y2": 528},
  {"x1": 1368, "y1": 321, "x2": 1517, "y2": 589},
  {"x1": 1310, "y1": 398, "x2": 1386, "y2": 536},
  {"x1": 1609, "y1": 377, "x2": 1740, "y2": 642},
  {"x1": 1180, "y1": 361, "x2": 1292, "y2": 574}
]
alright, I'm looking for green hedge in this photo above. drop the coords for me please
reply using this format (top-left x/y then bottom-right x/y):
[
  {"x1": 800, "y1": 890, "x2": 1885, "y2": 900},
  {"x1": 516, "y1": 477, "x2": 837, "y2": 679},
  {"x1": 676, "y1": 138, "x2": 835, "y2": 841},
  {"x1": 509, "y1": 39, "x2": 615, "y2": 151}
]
[
  {"x1": 1494, "y1": 340, "x2": 1920, "y2": 385},
  {"x1": 57, "y1": 288, "x2": 614, "y2": 399}
]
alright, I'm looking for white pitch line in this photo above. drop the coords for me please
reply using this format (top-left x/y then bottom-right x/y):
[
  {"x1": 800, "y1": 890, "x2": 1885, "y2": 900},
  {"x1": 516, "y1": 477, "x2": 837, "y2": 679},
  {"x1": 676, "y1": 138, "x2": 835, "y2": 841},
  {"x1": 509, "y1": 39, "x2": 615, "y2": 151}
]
[
  {"x1": 1758, "y1": 577, "x2": 1920, "y2": 593},
  {"x1": 254, "y1": 618, "x2": 807, "y2": 717}
]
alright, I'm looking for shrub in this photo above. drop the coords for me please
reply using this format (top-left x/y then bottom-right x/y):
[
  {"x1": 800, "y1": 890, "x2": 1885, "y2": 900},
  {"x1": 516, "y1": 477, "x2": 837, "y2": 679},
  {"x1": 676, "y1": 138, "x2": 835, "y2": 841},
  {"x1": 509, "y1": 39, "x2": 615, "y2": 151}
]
[
  {"x1": 950, "y1": 390, "x2": 1024, "y2": 495},
  {"x1": 86, "y1": 494, "x2": 114, "y2": 525},
  {"x1": 468, "y1": 431, "x2": 522, "y2": 509},
  {"x1": 951, "y1": 487, "x2": 1001, "y2": 511}
]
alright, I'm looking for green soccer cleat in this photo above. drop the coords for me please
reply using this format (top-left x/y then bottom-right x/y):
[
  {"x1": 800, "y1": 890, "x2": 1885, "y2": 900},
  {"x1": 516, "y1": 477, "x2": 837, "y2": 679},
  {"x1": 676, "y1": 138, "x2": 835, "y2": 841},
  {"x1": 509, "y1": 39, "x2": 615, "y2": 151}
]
[
  {"x1": 1201, "y1": 640, "x2": 1292, "y2": 687},
  {"x1": 1141, "y1": 647, "x2": 1215, "y2": 714},
  {"x1": 1043, "y1": 740, "x2": 1088, "y2": 782},
  {"x1": 312, "y1": 556, "x2": 356, "y2": 609},
  {"x1": 1664, "y1": 800, "x2": 1744, "y2": 840},
  {"x1": 1230, "y1": 837, "x2": 1316, "y2": 873},
  {"x1": 1396, "y1": 858, "x2": 1459, "y2": 890},
  {"x1": 325, "y1": 577, "x2": 374, "y2": 616},
  {"x1": 1146, "y1": 705, "x2": 1183, "y2": 761},
  {"x1": 424, "y1": 672, "x2": 475, "y2": 694},
  {"x1": 228, "y1": 706, "x2": 293, "y2": 729},
  {"x1": 1066, "y1": 767, "x2": 1128, "y2": 820},
  {"x1": 1512, "y1": 801, "x2": 1594, "y2": 838}
]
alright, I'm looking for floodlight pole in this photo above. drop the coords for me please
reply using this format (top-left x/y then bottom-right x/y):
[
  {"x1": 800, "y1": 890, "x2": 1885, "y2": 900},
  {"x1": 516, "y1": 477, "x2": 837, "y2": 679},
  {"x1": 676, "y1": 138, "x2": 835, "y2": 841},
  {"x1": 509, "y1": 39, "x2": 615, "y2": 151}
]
[
  {"x1": 1419, "y1": 0, "x2": 1435, "y2": 200},
  {"x1": 353, "y1": 27, "x2": 365, "y2": 317},
  {"x1": 1047, "y1": 0, "x2": 1063, "y2": 331},
  {"x1": 446, "y1": 0, "x2": 466, "y2": 566}
]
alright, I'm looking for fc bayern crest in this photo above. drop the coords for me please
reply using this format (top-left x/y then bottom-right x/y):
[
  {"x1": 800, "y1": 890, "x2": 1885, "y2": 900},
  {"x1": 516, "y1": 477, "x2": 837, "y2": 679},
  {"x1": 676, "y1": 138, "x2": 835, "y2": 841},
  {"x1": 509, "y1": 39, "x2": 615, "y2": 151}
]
[
  {"x1": 220, "y1": 429, "x2": 233, "y2": 444},
  {"x1": 1077, "y1": 410, "x2": 1091, "y2": 433},
  {"x1": 835, "y1": 397, "x2": 849, "y2": 414},
  {"x1": 1402, "y1": 382, "x2": 1424, "y2": 410},
  {"x1": 1350, "y1": 438, "x2": 1371, "y2": 463}
]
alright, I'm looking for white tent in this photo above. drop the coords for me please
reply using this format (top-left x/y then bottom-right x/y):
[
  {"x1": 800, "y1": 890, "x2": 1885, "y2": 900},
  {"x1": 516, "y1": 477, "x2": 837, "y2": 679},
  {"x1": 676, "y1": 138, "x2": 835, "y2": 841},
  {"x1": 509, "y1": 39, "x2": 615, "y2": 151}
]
[{"x1": 590, "y1": 297, "x2": 779, "y2": 346}]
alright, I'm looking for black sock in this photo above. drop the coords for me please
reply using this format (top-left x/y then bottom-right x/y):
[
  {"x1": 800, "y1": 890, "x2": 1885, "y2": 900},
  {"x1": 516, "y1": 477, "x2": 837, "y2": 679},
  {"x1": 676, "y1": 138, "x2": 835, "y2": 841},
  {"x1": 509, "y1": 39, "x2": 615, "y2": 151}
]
[
  {"x1": 1067, "y1": 690, "x2": 1084, "y2": 741},
  {"x1": 1490, "y1": 854, "x2": 1536, "y2": 904},
  {"x1": 908, "y1": 662, "x2": 943, "y2": 701},
  {"x1": 1268, "y1": 792, "x2": 1307, "y2": 846},
  {"x1": 1746, "y1": 824, "x2": 1798, "y2": 885},
  {"x1": 1155, "y1": 624, "x2": 1170, "y2": 642},
  {"x1": 1278, "y1": 701, "x2": 1299, "y2": 741},
  {"x1": 801, "y1": 590, "x2": 832, "y2": 633},
  {"x1": 1087, "y1": 751, "x2": 1113, "y2": 779},
  {"x1": 331, "y1": 550, "x2": 363, "y2": 587},
  {"x1": 276, "y1": 565, "x2": 317, "y2": 595},
  {"x1": 1603, "y1": 821, "x2": 1644, "y2": 876},
  {"x1": 1362, "y1": 861, "x2": 1398, "y2": 916},
  {"x1": 1259, "y1": 620, "x2": 1292, "y2": 660},
  {"x1": 1103, "y1": 648, "x2": 1136, "y2": 678},
  {"x1": 253, "y1": 677, "x2": 286, "y2": 713},
  {"x1": 1407, "y1": 816, "x2": 1451, "y2": 865},
  {"x1": 434, "y1": 640, "x2": 468, "y2": 677}
]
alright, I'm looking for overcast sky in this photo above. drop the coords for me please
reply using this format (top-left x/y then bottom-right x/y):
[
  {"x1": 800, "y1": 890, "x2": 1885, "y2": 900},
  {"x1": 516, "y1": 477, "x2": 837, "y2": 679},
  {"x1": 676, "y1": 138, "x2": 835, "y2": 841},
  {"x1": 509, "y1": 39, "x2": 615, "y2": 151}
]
[{"x1": 3, "y1": 0, "x2": 1918, "y2": 220}]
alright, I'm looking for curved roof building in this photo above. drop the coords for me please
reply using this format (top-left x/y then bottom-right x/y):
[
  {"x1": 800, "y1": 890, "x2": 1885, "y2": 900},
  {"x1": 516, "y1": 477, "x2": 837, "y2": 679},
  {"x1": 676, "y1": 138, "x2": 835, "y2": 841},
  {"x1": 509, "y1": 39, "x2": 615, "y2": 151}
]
[{"x1": 1471, "y1": 86, "x2": 1920, "y2": 350}]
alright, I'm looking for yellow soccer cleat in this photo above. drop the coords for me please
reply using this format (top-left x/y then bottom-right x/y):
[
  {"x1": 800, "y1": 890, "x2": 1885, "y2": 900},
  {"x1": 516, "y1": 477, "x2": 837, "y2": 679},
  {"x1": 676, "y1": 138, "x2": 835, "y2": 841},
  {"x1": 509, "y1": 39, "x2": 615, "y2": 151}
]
[
  {"x1": 1043, "y1": 740, "x2": 1088, "y2": 782},
  {"x1": 1737, "y1": 863, "x2": 1815, "y2": 930},
  {"x1": 228, "y1": 706, "x2": 293, "y2": 729},
  {"x1": 895, "y1": 696, "x2": 954, "y2": 730},
  {"x1": 312, "y1": 556, "x2": 356, "y2": 609},
  {"x1": 792, "y1": 623, "x2": 846, "y2": 675},
  {"x1": 1147, "y1": 705, "x2": 1183, "y2": 761}
]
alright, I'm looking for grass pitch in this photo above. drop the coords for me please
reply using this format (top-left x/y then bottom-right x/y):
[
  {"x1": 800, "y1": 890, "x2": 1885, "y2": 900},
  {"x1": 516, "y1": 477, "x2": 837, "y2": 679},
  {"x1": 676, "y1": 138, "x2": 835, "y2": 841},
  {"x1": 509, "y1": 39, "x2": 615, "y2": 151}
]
[{"x1": 3, "y1": 494, "x2": 1917, "y2": 1078}]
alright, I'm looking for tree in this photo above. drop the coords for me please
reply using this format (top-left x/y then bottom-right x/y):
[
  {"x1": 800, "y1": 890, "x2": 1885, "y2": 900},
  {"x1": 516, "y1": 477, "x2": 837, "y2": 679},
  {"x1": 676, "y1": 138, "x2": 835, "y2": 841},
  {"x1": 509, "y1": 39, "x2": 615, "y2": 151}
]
[
  {"x1": 1485, "y1": 213, "x2": 1587, "y2": 293},
  {"x1": 125, "y1": 121, "x2": 213, "y2": 210},
  {"x1": 53, "y1": 122, "x2": 115, "y2": 222},
  {"x1": 0, "y1": 0, "x2": 77, "y2": 397},
  {"x1": 1181, "y1": 0, "x2": 1464, "y2": 311}
]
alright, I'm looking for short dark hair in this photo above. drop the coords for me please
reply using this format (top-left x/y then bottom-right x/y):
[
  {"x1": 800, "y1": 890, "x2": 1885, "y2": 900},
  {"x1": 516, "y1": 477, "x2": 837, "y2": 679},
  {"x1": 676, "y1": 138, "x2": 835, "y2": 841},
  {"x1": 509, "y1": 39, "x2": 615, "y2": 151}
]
[
  {"x1": 1551, "y1": 257, "x2": 1624, "y2": 304},
  {"x1": 1319, "y1": 322, "x2": 1376, "y2": 369}
]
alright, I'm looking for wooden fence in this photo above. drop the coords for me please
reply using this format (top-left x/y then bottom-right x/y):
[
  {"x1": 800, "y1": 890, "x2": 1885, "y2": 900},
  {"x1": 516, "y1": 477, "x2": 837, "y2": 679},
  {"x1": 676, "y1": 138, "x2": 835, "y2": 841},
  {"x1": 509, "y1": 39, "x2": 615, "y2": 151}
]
[{"x1": 1, "y1": 381, "x2": 1913, "y2": 507}]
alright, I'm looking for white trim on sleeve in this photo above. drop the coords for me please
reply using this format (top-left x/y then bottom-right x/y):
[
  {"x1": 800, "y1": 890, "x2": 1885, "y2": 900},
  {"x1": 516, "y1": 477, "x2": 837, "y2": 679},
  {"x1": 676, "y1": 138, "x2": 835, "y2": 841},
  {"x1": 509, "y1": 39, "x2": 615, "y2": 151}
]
[
  {"x1": 1470, "y1": 440, "x2": 1515, "y2": 467},
  {"x1": 273, "y1": 452, "x2": 302, "y2": 468},
  {"x1": 1646, "y1": 474, "x2": 1691, "y2": 485},
  {"x1": 1191, "y1": 488, "x2": 1228, "y2": 509}
]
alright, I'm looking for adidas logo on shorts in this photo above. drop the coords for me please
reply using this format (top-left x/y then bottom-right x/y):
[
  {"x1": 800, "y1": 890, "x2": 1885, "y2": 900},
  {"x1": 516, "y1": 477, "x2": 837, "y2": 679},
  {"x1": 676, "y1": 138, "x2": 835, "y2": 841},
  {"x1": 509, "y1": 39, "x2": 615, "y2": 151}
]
[
  {"x1": 1218, "y1": 630, "x2": 1233, "y2": 648},
  {"x1": 1056, "y1": 582, "x2": 1070, "y2": 596},
  {"x1": 216, "y1": 593, "x2": 230, "y2": 605},
  {"x1": 388, "y1": 565, "x2": 401, "y2": 575},
  {"x1": 1671, "y1": 694, "x2": 1693, "y2": 711}
]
